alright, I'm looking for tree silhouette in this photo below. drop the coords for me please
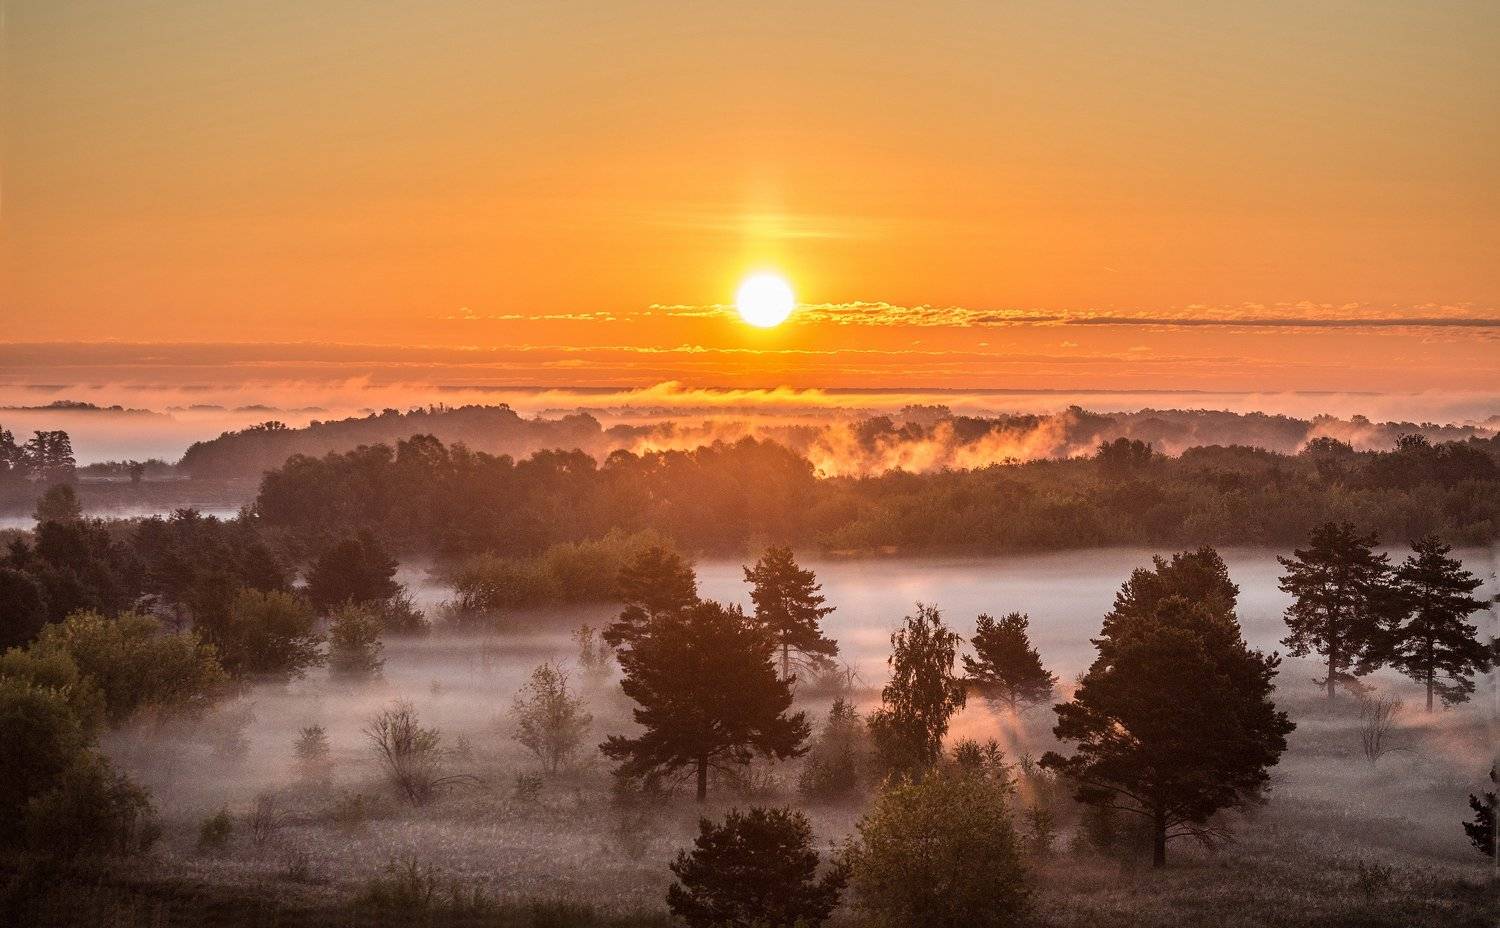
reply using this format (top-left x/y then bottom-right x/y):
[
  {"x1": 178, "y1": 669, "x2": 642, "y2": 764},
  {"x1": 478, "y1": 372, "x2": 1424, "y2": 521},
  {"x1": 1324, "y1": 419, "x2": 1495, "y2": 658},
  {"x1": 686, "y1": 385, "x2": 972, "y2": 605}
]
[
  {"x1": 306, "y1": 532, "x2": 400, "y2": 613},
  {"x1": 1044, "y1": 552, "x2": 1293, "y2": 867},
  {"x1": 604, "y1": 546, "x2": 699, "y2": 651},
  {"x1": 1384, "y1": 536, "x2": 1488, "y2": 710},
  {"x1": 1278, "y1": 522, "x2": 1393, "y2": 699},
  {"x1": 963, "y1": 612, "x2": 1055, "y2": 713},
  {"x1": 602, "y1": 600, "x2": 807, "y2": 802},
  {"x1": 667, "y1": 807, "x2": 846, "y2": 928},
  {"x1": 744, "y1": 545, "x2": 837, "y2": 680},
  {"x1": 868, "y1": 603, "x2": 966, "y2": 777},
  {"x1": 1465, "y1": 765, "x2": 1496, "y2": 859}
]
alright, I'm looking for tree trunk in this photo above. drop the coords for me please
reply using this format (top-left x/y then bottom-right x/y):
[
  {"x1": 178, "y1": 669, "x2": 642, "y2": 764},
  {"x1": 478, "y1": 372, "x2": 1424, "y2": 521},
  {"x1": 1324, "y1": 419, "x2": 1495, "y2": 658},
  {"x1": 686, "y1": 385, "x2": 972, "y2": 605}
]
[
  {"x1": 1425, "y1": 672, "x2": 1434, "y2": 712},
  {"x1": 1326, "y1": 641, "x2": 1339, "y2": 701},
  {"x1": 696, "y1": 757, "x2": 708, "y2": 803},
  {"x1": 1152, "y1": 807, "x2": 1167, "y2": 867}
]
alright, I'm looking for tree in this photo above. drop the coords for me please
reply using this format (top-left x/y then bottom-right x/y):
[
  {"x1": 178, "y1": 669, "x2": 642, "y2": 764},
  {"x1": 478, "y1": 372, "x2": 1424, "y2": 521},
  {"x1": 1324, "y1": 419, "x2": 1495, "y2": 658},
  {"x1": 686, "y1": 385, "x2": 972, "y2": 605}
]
[
  {"x1": 1384, "y1": 536, "x2": 1489, "y2": 710},
  {"x1": 0, "y1": 678, "x2": 88, "y2": 845},
  {"x1": 1043, "y1": 577, "x2": 1294, "y2": 866},
  {"x1": 668, "y1": 807, "x2": 846, "y2": 928},
  {"x1": 23, "y1": 752, "x2": 158, "y2": 859},
  {"x1": 846, "y1": 769, "x2": 1029, "y2": 928},
  {"x1": 604, "y1": 546, "x2": 699, "y2": 650},
  {"x1": 294, "y1": 724, "x2": 332, "y2": 784},
  {"x1": 744, "y1": 546, "x2": 838, "y2": 681},
  {"x1": 1278, "y1": 522, "x2": 1393, "y2": 699},
  {"x1": 31, "y1": 610, "x2": 228, "y2": 725},
  {"x1": 306, "y1": 532, "x2": 401, "y2": 612},
  {"x1": 798, "y1": 697, "x2": 867, "y2": 802},
  {"x1": 0, "y1": 567, "x2": 49, "y2": 651},
  {"x1": 509, "y1": 662, "x2": 592, "y2": 775},
  {"x1": 23, "y1": 430, "x2": 76, "y2": 482},
  {"x1": 602, "y1": 600, "x2": 808, "y2": 802},
  {"x1": 1465, "y1": 766, "x2": 1495, "y2": 859},
  {"x1": 1095, "y1": 437, "x2": 1154, "y2": 476},
  {"x1": 33, "y1": 484, "x2": 82, "y2": 524},
  {"x1": 327, "y1": 604, "x2": 384, "y2": 681},
  {"x1": 198, "y1": 588, "x2": 325, "y2": 683},
  {"x1": 867, "y1": 604, "x2": 966, "y2": 777},
  {"x1": 963, "y1": 612, "x2": 1056, "y2": 713}
]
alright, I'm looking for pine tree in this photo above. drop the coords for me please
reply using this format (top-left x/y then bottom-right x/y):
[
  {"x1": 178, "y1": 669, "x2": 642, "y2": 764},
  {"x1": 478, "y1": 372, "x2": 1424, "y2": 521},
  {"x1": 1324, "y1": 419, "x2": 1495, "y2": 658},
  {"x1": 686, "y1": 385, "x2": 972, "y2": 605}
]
[
  {"x1": 667, "y1": 807, "x2": 846, "y2": 928},
  {"x1": 963, "y1": 612, "x2": 1056, "y2": 713},
  {"x1": 1044, "y1": 553, "x2": 1294, "y2": 867},
  {"x1": 867, "y1": 603, "x2": 966, "y2": 777},
  {"x1": 1385, "y1": 536, "x2": 1489, "y2": 710},
  {"x1": 1278, "y1": 522, "x2": 1393, "y2": 699},
  {"x1": 1464, "y1": 765, "x2": 1496, "y2": 859},
  {"x1": 604, "y1": 546, "x2": 699, "y2": 651},
  {"x1": 602, "y1": 600, "x2": 808, "y2": 802},
  {"x1": 744, "y1": 546, "x2": 838, "y2": 681}
]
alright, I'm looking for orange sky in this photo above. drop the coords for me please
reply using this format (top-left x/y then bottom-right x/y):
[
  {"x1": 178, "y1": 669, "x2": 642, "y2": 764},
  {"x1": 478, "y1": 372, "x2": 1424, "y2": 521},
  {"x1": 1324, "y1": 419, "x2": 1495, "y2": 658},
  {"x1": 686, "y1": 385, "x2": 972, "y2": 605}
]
[{"x1": 3, "y1": 1, "x2": 1498, "y2": 394}]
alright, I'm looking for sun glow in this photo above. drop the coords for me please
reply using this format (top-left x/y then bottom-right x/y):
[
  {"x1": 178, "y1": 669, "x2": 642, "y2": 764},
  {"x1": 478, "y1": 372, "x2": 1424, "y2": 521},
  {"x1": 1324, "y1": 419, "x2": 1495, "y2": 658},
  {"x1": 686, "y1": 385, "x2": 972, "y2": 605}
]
[{"x1": 735, "y1": 272, "x2": 795, "y2": 328}]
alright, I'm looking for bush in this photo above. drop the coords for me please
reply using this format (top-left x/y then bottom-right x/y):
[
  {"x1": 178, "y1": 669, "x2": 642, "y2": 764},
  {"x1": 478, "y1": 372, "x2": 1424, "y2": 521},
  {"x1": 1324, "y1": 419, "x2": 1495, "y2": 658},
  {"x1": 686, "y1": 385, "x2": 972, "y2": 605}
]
[
  {"x1": 327, "y1": 604, "x2": 385, "y2": 682},
  {"x1": 667, "y1": 807, "x2": 846, "y2": 928},
  {"x1": 510, "y1": 662, "x2": 592, "y2": 775},
  {"x1": 294, "y1": 724, "x2": 332, "y2": 784},
  {"x1": 198, "y1": 807, "x2": 235, "y2": 853},
  {"x1": 376, "y1": 591, "x2": 430, "y2": 637},
  {"x1": 0, "y1": 677, "x2": 88, "y2": 845},
  {"x1": 202, "y1": 589, "x2": 324, "y2": 683},
  {"x1": 847, "y1": 769, "x2": 1029, "y2": 928},
  {"x1": 798, "y1": 698, "x2": 867, "y2": 803},
  {"x1": 23, "y1": 753, "x2": 159, "y2": 859},
  {"x1": 365, "y1": 701, "x2": 470, "y2": 804}
]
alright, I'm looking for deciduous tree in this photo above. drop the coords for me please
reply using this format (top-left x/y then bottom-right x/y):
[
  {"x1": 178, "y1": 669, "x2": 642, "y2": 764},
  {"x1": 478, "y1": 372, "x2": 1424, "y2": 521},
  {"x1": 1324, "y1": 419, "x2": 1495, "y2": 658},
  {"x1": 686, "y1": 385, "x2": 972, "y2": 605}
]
[{"x1": 867, "y1": 603, "x2": 966, "y2": 777}]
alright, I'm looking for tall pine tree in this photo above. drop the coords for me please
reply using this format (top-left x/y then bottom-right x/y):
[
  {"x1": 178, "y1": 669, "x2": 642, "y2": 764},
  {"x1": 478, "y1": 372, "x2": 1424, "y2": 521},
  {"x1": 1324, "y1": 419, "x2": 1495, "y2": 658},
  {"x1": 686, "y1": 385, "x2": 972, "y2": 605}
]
[
  {"x1": 602, "y1": 600, "x2": 808, "y2": 802},
  {"x1": 1043, "y1": 563, "x2": 1293, "y2": 867},
  {"x1": 1278, "y1": 522, "x2": 1393, "y2": 700},
  {"x1": 604, "y1": 546, "x2": 699, "y2": 651},
  {"x1": 963, "y1": 612, "x2": 1056, "y2": 713},
  {"x1": 743, "y1": 546, "x2": 837, "y2": 681},
  {"x1": 1385, "y1": 536, "x2": 1489, "y2": 710}
]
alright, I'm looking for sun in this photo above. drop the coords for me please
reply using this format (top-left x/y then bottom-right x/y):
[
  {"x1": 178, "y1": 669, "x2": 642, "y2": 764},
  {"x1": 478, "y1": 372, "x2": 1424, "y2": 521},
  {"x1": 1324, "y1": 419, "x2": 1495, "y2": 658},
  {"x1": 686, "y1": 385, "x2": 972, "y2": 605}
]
[{"x1": 735, "y1": 272, "x2": 796, "y2": 328}]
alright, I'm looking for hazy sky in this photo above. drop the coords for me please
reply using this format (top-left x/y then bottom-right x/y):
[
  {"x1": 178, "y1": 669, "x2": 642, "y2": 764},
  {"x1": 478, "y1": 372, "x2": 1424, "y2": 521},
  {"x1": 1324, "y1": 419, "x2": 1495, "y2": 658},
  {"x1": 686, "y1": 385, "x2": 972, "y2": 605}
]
[{"x1": 3, "y1": 1, "x2": 1497, "y2": 393}]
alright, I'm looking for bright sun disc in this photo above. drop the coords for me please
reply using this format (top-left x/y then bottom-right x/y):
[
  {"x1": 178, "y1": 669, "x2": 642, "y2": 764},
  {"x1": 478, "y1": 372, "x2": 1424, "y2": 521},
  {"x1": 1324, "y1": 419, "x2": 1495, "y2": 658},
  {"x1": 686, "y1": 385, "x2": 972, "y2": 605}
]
[{"x1": 735, "y1": 273, "x2": 795, "y2": 328}]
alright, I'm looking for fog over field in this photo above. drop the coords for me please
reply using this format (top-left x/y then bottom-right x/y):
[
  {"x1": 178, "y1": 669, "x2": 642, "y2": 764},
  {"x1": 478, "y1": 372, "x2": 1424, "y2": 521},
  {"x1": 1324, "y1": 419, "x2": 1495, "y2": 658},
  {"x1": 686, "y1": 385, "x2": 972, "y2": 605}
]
[{"x1": 88, "y1": 549, "x2": 1496, "y2": 916}]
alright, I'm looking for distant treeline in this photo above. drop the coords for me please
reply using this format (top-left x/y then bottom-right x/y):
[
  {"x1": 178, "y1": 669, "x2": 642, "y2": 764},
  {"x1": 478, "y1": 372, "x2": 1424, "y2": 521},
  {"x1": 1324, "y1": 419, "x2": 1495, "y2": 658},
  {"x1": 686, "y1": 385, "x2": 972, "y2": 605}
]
[
  {"x1": 251, "y1": 431, "x2": 1500, "y2": 559},
  {"x1": 179, "y1": 402, "x2": 1496, "y2": 479}
]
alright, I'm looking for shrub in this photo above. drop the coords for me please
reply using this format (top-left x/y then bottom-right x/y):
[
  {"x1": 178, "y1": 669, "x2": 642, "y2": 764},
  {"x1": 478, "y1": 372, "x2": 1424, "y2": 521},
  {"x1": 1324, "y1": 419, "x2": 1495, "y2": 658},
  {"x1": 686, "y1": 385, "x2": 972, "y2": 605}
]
[
  {"x1": 294, "y1": 724, "x2": 332, "y2": 784},
  {"x1": 510, "y1": 662, "x2": 592, "y2": 775},
  {"x1": 0, "y1": 677, "x2": 89, "y2": 845},
  {"x1": 847, "y1": 769, "x2": 1029, "y2": 928},
  {"x1": 201, "y1": 589, "x2": 324, "y2": 683},
  {"x1": 327, "y1": 604, "x2": 385, "y2": 682},
  {"x1": 668, "y1": 807, "x2": 846, "y2": 928},
  {"x1": 198, "y1": 807, "x2": 235, "y2": 853},
  {"x1": 23, "y1": 753, "x2": 159, "y2": 859},
  {"x1": 798, "y1": 698, "x2": 867, "y2": 803},
  {"x1": 376, "y1": 591, "x2": 430, "y2": 637},
  {"x1": 247, "y1": 793, "x2": 284, "y2": 848},
  {"x1": 365, "y1": 701, "x2": 470, "y2": 804}
]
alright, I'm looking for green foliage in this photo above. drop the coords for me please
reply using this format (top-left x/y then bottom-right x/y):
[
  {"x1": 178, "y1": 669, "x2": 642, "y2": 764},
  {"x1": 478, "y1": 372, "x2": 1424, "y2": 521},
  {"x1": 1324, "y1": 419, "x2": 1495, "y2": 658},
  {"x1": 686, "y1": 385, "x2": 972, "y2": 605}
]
[
  {"x1": 798, "y1": 698, "x2": 868, "y2": 803},
  {"x1": 963, "y1": 612, "x2": 1056, "y2": 712},
  {"x1": 326, "y1": 603, "x2": 385, "y2": 681},
  {"x1": 744, "y1": 545, "x2": 838, "y2": 680},
  {"x1": 0, "y1": 645, "x2": 105, "y2": 734},
  {"x1": 1278, "y1": 522, "x2": 1394, "y2": 699},
  {"x1": 1382, "y1": 535, "x2": 1489, "y2": 709},
  {"x1": 667, "y1": 807, "x2": 846, "y2": 928},
  {"x1": 603, "y1": 601, "x2": 808, "y2": 802},
  {"x1": 510, "y1": 662, "x2": 592, "y2": 775},
  {"x1": 867, "y1": 604, "x2": 966, "y2": 777},
  {"x1": 1045, "y1": 550, "x2": 1294, "y2": 866},
  {"x1": 200, "y1": 588, "x2": 324, "y2": 682},
  {"x1": 847, "y1": 769, "x2": 1029, "y2": 928},
  {"x1": 23, "y1": 752, "x2": 159, "y2": 859},
  {"x1": 306, "y1": 531, "x2": 400, "y2": 612},
  {"x1": 31, "y1": 610, "x2": 228, "y2": 725},
  {"x1": 0, "y1": 677, "x2": 89, "y2": 845}
]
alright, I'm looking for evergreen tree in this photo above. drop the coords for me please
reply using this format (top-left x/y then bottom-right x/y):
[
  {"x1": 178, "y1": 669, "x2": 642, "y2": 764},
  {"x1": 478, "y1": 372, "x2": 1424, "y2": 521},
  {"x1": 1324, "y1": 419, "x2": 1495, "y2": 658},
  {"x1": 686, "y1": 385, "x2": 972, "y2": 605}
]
[
  {"x1": 1278, "y1": 522, "x2": 1393, "y2": 699},
  {"x1": 32, "y1": 484, "x2": 82, "y2": 525},
  {"x1": 744, "y1": 546, "x2": 838, "y2": 681},
  {"x1": 604, "y1": 546, "x2": 699, "y2": 650},
  {"x1": 963, "y1": 612, "x2": 1056, "y2": 713},
  {"x1": 1385, "y1": 536, "x2": 1489, "y2": 710},
  {"x1": 667, "y1": 807, "x2": 846, "y2": 928},
  {"x1": 602, "y1": 600, "x2": 808, "y2": 802},
  {"x1": 306, "y1": 532, "x2": 400, "y2": 613},
  {"x1": 1465, "y1": 765, "x2": 1496, "y2": 859},
  {"x1": 867, "y1": 603, "x2": 966, "y2": 777},
  {"x1": 1043, "y1": 561, "x2": 1294, "y2": 867}
]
